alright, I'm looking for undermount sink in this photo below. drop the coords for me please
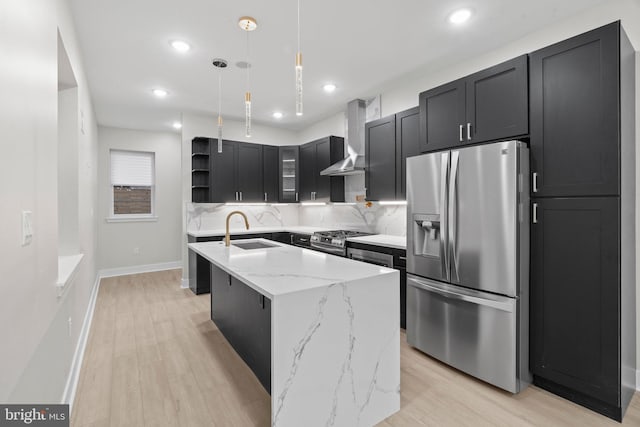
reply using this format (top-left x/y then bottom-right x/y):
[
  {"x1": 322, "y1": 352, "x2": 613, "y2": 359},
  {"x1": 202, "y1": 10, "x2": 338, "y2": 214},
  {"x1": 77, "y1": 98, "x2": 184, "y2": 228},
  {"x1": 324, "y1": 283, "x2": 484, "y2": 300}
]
[{"x1": 231, "y1": 241, "x2": 279, "y2": 250}]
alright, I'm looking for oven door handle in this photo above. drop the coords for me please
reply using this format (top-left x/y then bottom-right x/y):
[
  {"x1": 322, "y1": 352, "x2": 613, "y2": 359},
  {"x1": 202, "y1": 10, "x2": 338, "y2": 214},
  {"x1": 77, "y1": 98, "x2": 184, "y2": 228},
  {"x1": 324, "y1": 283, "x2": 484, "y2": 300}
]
[
  {"x1": 407, "y1": 275, "x2": 514, "y2": 312},
  {"x1": 310, "y1": 243, "x2": 345, "y2": 255}
]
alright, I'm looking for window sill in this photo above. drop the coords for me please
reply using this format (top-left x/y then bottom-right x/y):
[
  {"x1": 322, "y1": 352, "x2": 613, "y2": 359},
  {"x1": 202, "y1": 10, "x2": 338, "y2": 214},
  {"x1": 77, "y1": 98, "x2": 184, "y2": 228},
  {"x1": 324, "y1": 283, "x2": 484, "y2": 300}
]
[
  {"x1": 57, "y1": 253, "x2": 84, "y2": 298},
  {"x1": 106, "y1": 216, "x2": 158, "y2": 223}
]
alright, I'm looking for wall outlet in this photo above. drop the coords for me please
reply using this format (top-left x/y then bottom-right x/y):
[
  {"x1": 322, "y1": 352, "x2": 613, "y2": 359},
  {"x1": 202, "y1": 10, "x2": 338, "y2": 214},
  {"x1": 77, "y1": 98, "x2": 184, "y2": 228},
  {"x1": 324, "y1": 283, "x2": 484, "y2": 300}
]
[
  {"x1": 21, "y1": 211, "x2": 33, "y2": 246},
  {"x1": 133, "y1": 247, "x2": 140, "y2": 255}
]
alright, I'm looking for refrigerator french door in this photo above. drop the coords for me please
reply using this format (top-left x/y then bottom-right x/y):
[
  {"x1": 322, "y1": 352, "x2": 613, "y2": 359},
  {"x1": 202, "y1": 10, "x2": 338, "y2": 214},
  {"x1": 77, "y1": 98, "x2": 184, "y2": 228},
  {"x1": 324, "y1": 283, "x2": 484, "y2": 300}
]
[{"x1": 406, "y1": 140, "x2": 531, "y2": 393}]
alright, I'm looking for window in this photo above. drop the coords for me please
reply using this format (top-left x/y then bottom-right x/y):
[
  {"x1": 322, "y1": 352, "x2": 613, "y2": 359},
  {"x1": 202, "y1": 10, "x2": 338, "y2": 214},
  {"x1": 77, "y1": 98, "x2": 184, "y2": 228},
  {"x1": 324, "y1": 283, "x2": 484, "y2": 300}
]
[{"x1": 110, "y1": 150, "x2": 155, "y2": 218}]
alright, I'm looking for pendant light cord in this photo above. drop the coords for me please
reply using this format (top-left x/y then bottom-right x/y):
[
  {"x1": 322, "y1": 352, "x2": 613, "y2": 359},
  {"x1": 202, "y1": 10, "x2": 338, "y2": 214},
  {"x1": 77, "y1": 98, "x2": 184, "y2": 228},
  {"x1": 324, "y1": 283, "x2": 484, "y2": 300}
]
[
  {"x1": 246, "y1": 31, "x2": 251, "y2": 91},
  {"x1": 218, "y1": 70, "x2": 222, "y2": 118},
  {"x1": 297, "y1": 0, "x2": 300, "y2": 53}
]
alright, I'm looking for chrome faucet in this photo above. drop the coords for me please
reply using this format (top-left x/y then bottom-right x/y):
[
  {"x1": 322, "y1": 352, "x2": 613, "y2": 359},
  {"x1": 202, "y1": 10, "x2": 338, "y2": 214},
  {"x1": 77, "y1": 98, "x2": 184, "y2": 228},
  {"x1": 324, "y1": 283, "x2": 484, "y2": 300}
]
[{"x1": 225, "y1": 211, "x2": 250, "y2": 246}]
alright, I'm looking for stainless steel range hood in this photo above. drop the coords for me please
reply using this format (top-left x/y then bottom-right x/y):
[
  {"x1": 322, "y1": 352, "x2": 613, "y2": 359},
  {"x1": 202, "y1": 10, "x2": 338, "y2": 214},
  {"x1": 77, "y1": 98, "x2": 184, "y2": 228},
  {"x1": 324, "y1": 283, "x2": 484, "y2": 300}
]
[{"x1": 320, "y1": 99, "x2": 366, "y2": 176}]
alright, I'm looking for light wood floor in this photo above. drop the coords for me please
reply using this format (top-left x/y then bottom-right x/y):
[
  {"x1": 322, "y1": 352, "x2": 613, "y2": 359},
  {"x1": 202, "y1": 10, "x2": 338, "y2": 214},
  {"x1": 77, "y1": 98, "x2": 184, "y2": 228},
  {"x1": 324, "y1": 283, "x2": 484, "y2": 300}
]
[{"x1": 72, "y1": 270, "x2": 640, "y2": 426}]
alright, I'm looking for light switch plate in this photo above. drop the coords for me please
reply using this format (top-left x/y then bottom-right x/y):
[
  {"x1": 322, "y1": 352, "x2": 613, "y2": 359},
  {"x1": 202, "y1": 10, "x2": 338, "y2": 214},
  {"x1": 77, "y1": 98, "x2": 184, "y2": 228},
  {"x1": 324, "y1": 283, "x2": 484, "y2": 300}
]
[{"x1": 22, "y1": 211, "x2": 33, "y2": 246}]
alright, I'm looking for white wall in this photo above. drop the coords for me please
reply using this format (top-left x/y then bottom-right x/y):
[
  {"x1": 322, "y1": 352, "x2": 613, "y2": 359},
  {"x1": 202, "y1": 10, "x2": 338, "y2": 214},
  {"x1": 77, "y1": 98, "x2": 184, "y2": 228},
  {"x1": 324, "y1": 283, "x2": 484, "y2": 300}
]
[
  {"x1": 0, "y1": 0, "x2": 99, "y2": 403},
  {"x1": 98, "y1": 126, "x2": 182, "y2": 270}
]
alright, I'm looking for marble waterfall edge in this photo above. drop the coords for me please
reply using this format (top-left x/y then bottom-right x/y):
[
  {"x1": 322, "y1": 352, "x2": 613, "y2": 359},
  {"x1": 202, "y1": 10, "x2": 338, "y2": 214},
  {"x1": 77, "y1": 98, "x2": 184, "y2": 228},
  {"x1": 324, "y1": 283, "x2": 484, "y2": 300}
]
[{"x1": 272, "y1": 273, "x2": 400, "y2": 426}]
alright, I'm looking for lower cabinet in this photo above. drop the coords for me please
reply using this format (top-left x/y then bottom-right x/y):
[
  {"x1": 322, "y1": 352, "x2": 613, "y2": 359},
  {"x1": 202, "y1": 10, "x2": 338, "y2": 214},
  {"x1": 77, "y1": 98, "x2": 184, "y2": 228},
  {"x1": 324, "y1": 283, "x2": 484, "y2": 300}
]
[
  {"x1": 211, "y1": 264, "x2": 271, "y2": 393},
  {"x1": 531, "y1": 197, "x2": 627, "y2": 419}
]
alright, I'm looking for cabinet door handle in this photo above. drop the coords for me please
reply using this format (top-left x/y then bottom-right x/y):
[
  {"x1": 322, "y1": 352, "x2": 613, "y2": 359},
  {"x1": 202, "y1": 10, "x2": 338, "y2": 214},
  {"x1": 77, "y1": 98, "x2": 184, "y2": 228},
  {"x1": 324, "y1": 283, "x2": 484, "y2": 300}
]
[
  {"x1": 290, "y1": 234, "x2": 294, "y2": 244},
  {"x1": 240, "y1": 191, "x2": 243, "y2": 201},
  {"x1": 533, "y1": 203, "x2": 538, "y2": 224},
  {"x1": 459, "y1": 124, "x2": 464, "y2": 142},
  {"x1": 295, "y1": 192, "x2": 299, "y2": 202},
  {"x1": 532, "y1": 172, "x2": 538, "y2": 193},
  {"x1": 264, "y1": 192, "x2": 268, "y2": 202},
  {"x1": 235, "y1": 191, "x2": 238, "y2": 201},
  {"x1": 467, "y1": 123, "x2": 472, "y2": 141}
]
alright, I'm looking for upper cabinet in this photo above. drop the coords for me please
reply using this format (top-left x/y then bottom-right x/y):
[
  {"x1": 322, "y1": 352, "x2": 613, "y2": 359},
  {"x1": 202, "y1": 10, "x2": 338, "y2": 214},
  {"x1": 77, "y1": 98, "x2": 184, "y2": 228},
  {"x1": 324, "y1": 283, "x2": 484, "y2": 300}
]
[
  {"x1": 299, "y1": 136, "x2": 345, "y2": 202},
  {"x1": 279, "y1": 146, "x2": 299, "y2": 203},
  {"x1": 529, "y1": 23, "x2": 620, "y2": 197},
  {"x1": 365, "y1": 107, "x2": 420, "y2": 201},
  {"x1": 419, "y1": 55, "x2": 528, "y2": 153},
  {"x1": 262, "y1": 145, "x2": 279, "y2": 203},
  {"x1": 210, "y1": 140, "x2": 264, "y2": 203}
]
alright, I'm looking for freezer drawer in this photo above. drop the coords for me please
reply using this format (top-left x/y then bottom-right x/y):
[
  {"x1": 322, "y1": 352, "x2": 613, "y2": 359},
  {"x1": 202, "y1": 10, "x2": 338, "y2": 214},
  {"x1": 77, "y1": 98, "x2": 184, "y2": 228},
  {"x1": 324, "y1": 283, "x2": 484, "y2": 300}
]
[{"x1": 406, "y1": 274, "x2": 528, "y2": 393}]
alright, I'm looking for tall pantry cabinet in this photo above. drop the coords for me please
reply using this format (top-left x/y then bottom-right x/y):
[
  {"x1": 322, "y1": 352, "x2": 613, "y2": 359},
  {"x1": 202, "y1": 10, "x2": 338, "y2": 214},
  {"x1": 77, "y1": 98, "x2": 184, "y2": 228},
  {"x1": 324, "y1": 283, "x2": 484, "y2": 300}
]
[{"x1": 528, "y1": 21, "x2": 635, "y2": 421}]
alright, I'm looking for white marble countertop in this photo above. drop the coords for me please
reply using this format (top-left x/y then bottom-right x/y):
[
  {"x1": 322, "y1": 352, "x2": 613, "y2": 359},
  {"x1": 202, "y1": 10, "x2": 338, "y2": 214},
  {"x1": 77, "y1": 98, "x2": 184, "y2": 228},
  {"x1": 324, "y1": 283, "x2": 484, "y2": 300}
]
[
  {"x1": 188, "y1": 239, "x2": 395, "y2": 298},
  {"x1": 187, "y1": 225, "x2": 330, "y2": 238},
  {"x1": 347, "y1": 234, "x2": 407, "y2": 250}
]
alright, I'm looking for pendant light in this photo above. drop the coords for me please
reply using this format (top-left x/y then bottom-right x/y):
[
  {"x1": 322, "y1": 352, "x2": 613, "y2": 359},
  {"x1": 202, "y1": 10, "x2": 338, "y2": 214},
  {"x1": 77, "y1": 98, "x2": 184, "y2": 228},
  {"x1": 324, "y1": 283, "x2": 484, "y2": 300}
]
[
  {"x1": 238, "y1": 17, "x2": 257, "y2": 138},
  {"x1": 295, "y1": 0, "x2": 303, "y2": 116},
  {"x1": 212, "y1": 58, "x2": 228, "y2": 153}
]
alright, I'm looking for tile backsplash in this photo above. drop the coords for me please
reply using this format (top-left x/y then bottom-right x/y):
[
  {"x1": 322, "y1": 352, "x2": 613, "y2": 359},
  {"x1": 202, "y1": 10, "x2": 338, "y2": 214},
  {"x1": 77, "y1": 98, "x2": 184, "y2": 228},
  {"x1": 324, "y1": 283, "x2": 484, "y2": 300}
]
[
  {"x1": 299, "y1": 203, "x2": 406, "y2": 236},
  {"x1": 186, "y1": 203, "x2": 299, "y2": 231},
  {"x1": 187, "y1": 202, "x2": 406, "y2": 236}
]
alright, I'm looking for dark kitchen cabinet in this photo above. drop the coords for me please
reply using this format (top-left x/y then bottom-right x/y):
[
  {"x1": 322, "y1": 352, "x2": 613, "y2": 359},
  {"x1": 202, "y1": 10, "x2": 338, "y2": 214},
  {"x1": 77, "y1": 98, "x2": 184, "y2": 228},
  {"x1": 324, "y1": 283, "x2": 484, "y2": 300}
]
[
  {"x1": 365, "y1": 107, "x2": 420, "y2": 201},
  {"x1": 419, "y1": 55, "x2": 528, "y2": 153},
  {"x1": 531, "y1": 198, "x2": 620, "y2": 413},
  {"x1": 419, "y1": 79, "x2": 465, "y2": 153},
  {"x1": 465, "y1": 55, "x2": 528, "y2": 144},
  {"x1": 365, "y1": 115, "x2": 396, "y2": 200},
  {"x1": 262, "y1": 145, "x2": 279, "y2": 203},
  {"x1": 210, "y1": 264, "x2": 271, "y2": 392},
  {"x1": 279, "y1": 146, "x2": 299, "y2": 202},
  {"x1": 396, "y1": 107, "x2": 421, "y2": 198},
  {"x1": 529, "y1": 21, "x2": 635, "y2": 422},
  {"x1": 211, "y1": 140, "x2": 263, "y2": 202},
  {"x1": 191, "y1": 137, "x2": 211, "y2": 202},
  {"x1": 530, "y1": 23, "x2": 619, "y2": 197},
  {"x1": 298, "y1": 136, "x2": 345, "y2": 202},
  {"x1": 236, "y1": 143, "x2": 264, "y2": 202}
]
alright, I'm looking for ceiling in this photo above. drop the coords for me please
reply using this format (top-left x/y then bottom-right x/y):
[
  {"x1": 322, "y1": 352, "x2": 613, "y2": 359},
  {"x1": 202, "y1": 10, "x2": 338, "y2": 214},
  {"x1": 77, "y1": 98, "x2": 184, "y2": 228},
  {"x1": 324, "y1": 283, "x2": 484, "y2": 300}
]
[{"x1": 68, "y1": 0, "x2": 608, "y2": 133}]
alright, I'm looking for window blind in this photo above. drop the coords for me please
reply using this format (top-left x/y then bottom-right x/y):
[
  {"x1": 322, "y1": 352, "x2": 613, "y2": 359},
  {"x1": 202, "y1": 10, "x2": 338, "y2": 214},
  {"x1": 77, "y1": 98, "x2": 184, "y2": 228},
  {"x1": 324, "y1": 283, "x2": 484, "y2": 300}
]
[{"x1": 110, "y1": 150, "x2": 154, "y2": 186}]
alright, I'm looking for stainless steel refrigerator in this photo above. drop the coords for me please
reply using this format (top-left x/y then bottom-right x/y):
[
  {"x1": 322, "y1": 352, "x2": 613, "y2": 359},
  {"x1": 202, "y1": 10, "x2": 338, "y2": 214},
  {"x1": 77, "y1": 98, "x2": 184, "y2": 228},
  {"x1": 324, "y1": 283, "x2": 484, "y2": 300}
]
[{"x1": 406, "y1": 140, "x2": 531, "y2": 393}]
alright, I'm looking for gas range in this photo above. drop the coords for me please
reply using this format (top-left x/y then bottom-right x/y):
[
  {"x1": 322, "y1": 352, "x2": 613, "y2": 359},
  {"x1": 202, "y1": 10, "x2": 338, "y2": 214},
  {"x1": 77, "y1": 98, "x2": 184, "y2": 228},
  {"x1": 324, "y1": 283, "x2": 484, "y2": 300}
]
[{"x1": 310, "y1": 230, "x2": 373, "y2": 256}]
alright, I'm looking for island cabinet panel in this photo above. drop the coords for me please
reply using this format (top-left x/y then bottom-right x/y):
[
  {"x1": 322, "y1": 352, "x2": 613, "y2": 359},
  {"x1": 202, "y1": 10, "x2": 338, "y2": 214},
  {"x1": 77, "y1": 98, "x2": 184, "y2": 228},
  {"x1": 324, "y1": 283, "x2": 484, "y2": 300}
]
[{"x1": 210, "y1": 264, "x2": 271, "y2": 393}]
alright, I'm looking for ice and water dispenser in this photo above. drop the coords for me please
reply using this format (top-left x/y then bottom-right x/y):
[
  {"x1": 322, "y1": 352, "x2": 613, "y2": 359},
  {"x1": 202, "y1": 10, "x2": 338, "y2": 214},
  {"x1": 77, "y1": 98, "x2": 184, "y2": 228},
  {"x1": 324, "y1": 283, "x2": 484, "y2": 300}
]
[{"x1": 413, "y1": 214, "x2": 441, "y2": 258}]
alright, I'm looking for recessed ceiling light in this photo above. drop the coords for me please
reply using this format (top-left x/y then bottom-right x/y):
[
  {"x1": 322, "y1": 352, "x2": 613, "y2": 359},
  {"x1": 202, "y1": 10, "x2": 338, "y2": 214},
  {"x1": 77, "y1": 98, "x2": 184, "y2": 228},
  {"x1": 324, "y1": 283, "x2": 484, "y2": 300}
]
[
  {"x1": 272, "y1": 112, "x2": 283, "y2": 119},
  {"x1": 170, "y1": 40, "x2": 191, "y2": 52},
  {"x1": 152, "y1": 88, "x2": 168, "y2": 98},
  {"x1": 323, "y1": 83, "x2": 337, "y2": 93},
  {"x1": 172, "y1": 121, "x2": 182, "y2": 129},
  {"x1": 448, "y1": 8, "x2": 472, "y2": 25}
]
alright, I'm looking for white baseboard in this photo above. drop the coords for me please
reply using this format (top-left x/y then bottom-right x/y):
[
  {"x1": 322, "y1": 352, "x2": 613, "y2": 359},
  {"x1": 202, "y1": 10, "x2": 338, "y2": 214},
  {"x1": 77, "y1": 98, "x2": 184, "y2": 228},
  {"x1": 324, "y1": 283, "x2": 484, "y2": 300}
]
[
  {"x1": 61, "y1": 274, "x2": 101, "y2": 409},
  {"x1": 181, "y1": 278, "x2": 190, "y2": 289},
  {"x1": 98, "y1": 261, "x2": 181, "y2": 278}
]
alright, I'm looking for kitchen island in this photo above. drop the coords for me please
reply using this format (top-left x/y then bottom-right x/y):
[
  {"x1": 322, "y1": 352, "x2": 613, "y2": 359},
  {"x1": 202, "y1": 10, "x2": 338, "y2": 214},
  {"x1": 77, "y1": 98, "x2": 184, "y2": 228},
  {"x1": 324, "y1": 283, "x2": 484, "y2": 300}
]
[{"x1": 188, "y1": 239, "x2": 400, "y2": 427}]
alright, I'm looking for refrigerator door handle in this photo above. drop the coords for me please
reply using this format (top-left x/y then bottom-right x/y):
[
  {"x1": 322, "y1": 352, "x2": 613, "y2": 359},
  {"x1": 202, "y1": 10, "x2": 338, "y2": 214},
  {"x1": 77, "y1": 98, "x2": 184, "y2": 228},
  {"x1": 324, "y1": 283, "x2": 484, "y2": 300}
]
[
  {"x1": 407, "y1": 275, "x2": 515, "y2": 313},
  {"x1": 448, "y1": 151, "x2": 460, "y2": 282},
  {"x1": 440, "y1": 152, "x2": 450, "y2": 281}
]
